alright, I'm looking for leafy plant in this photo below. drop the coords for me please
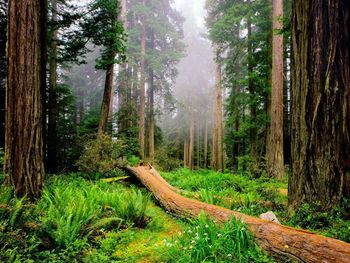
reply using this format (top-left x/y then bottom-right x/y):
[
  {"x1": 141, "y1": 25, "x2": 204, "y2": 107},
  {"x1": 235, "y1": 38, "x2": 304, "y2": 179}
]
[
  {"x1": 163, "y1": 213, "x2": 273, "y2": 262},
  {"x1": 76, "y1": 134, "x2": 128, "y2": 178}
]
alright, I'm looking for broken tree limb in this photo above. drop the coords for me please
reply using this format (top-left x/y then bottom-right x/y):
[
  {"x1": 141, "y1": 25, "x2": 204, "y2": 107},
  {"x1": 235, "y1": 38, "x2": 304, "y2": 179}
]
[{"x1": 126, "y1": 165, "x2": 350, "y2": 263}]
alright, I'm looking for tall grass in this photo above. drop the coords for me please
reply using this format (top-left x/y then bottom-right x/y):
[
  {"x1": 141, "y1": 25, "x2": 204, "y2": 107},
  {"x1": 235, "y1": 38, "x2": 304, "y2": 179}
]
[{"x1": 164, "y1": 213, "x2": 274, "y2": 262}]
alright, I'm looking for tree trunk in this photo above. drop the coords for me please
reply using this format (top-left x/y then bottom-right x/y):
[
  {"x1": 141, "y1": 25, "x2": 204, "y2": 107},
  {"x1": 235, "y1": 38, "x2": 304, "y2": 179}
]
[
  {"x1": 6, "y1": 0, "x2": 46, "y2": 198},
  {"x1": 215, "y1": 59, "x2": 224, "y2": 172},
  {"x1": 98, "y1": 61, "x2": 115, "y2": 136},
  {"x1": 196, "y1": 121, "x2": 200, "y2": 168},
  {"x1": 289, "y1": 0, "x2": 350, "y2": 210},
  {"x1": 48, "y1": 0, "x2": 58, "y2": 173},
  {"x1": 204, "y1": 120, "x2": 208, "y2": 168},
  {"x1": 183, "y1": 138, "x2": 188, "y2": 168},
  {"x1": 247, "y1": 0, "x2": 257, "y2": 161},
  {"x1": 127, "y1": 165, "x2": 350, "y2": 263},
  {"x1": 188, "y1": 118, "x2": 194, "y2": 170},
  {"x1": 139, "y1": 5, "x2": 146, "y2": 159},
  {"x1": 267, "y1": 0, "x2": 284, "y2": 179},
  {"x1": 148, "y1": 69, "x2": 155, "y2": 162},
  {"x1": 211, "y1": 101, "x2": 218, "y2": 169}
]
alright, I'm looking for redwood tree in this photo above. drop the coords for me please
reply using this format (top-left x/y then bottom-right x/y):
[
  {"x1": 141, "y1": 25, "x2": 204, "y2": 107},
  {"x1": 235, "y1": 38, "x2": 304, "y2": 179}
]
[
  {"x1": 289, "y1": 0, "x2": 350, "y2": 210},
  {"x1": 267, "y1": 0, "x2": 284, "y2": 179},
  {"x1": 6, "y1": 0, "x2": 46, "y2": 198}
]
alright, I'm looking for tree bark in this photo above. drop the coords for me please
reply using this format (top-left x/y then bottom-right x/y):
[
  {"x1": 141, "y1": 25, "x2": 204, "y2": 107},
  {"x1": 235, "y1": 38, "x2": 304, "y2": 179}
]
[
  {"x1": 289, "y1": 0, "x2": 350, "y2": 210},
  {"x1": 139, "y1": 4, "x2": 146, "y2": 159},
  {"x1": 215, "y1": 58, "x2": 224, "y2": 172},
  {"x1": 98, "y1": 61, "x2": 115, "y2": 136},
  {"x1": 204, "y1": 120, "x2": 208, "y2": 168},
  {"x1": 6, "y1": 0, "x2": 46, "y2": 198},
  {"x1": 247, "y1": 0, "x2": 257, "y2": 161},
  {"x1": 196, "y1": 122, "x2": 201, "y2": 168},
  {"x1": 183, "y1": 138, "x2": 188, "y2": 168},
  {"x1": 267, "y1": 0, "x2": 284, "y2": 179},
  {"x1": 148, "y1": 68, "x2": 155, "y2": 162},
  {"x1": 127, "y1": 165, "x2": 350, "y2": 263},
  {"x1": 188, "y1": 117, "x2": 194, "y2": 170},
  {"x1": 48, "y1": 0, "x2": 58, "y2": 173}
]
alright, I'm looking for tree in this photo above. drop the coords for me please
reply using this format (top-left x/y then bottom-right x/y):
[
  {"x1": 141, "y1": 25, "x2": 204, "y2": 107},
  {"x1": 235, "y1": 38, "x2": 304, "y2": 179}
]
[
  {"x1": 6, "y1": 0, "x2": 46, "y2": 198},
  {"x1": 139, "y1": 0, "x2": 146, "y2": 159},
  {"x1": 267, "y1": 0, "x2": 284, "y2": 179},
  {"x1": 289, "y1": 0, "x2": 350, "y2": 210},
  {"x1": 84, "y1": 0, "x2": 126, "y2": 136},
  {"x1": 48, "y1": 0, "x2": 59, "y2": 173},
  {"x1": 0, "y1": 0, "x2": 7, "y2": 149}
]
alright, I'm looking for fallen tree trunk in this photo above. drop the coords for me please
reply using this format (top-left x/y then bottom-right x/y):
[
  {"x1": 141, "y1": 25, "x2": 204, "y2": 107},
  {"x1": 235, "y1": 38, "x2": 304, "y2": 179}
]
[{"x1": 126, "y1": 165, "x2": 350, "y2": 263}]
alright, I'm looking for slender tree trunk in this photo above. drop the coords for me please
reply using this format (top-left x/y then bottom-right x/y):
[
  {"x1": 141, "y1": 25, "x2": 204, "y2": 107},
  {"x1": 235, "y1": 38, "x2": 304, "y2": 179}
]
[
  {"x1": 267, "y1": 0, "x2": 284, "y2": 179},
  {"x1": 48, "y1": 0, "x2": 58, "y2": 173},
  {"x1": 215, "y1": 59, "x2": 224, "y2": 172},
  {"x1": 6, "y1": 0, "x2": 46, "y2": 198},
  {"x1": 118, "y1": 0, "x2": 127, "y2": 132},
  {"x1": 189, "y1": 117, "x2": 194, "y2": 170},
  {"x1": 289, "y1": 0, "x2": 350, "y2": 211},
  {"x1": 184, "y1": 138, "x2": 188, "y2": 168},
  {"x1": 148, "y1": 69, "x2": 155, "y2": 162},
  {"x1": 204, "y1": 120, "x2": 208, "y2": 168},
  {"x1": 98, "y1": 61, "x2": 115, "y2": 136},
  {"x1": 139, "y1": 5, "x2": 146, "y2": 159},
  {"x1": 211, "y1": 102, "x2": 218, "y2": 169},
  {"x1": 197, "y1": 122, "x2": 201, "y2": 168},
  {"x1": 247, "y1": 0, "x2": 257, "y2": 161}
]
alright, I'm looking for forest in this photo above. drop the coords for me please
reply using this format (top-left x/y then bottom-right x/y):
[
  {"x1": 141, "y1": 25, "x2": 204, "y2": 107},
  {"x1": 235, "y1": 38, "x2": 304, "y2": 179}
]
[{"x1": 0, "y1": 0, "x2": 350, "y2": 262}]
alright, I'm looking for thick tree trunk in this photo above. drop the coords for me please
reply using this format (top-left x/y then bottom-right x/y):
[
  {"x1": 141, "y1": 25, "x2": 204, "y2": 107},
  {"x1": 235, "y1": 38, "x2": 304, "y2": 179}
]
[
  {"x1": 127, "y1": 165, "x2": 350, "y2": 263},
  {"x1": 215, "y1": 59, "x2": 224, "y2": 172},
  {"x1": 127, "y1": 167, "x2": 350, "y2": 263},
  {"x1": 98, "y1": 61, "x2": 115, "y2": 136},
  {"x1": 0, "y1": 1, "x2": 6, "y2": 149},
  {"x1": 139, "y1": 6, "x2": 146, "y2": 159},
  {"x1": 267, "y1": 0, "x2": 284, "y2": 179},
  {"x1": 289, "y1": 0, "x2": 350, "y2": 210},
  {"x1": 6, "y1": 0, "x2": 46, "y2": 198},
  {"x1": 48, "y1": 0, "x2": 58, "y2": 173}
]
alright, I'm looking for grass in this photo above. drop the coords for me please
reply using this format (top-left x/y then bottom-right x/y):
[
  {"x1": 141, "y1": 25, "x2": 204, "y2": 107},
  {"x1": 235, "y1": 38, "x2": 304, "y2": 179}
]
[
  {"x1": 162, "y1": 168, "x2": 287, "y2": 217},
  {"x1": 1, "y1": 167, "x2": 349, "y2": 262}
]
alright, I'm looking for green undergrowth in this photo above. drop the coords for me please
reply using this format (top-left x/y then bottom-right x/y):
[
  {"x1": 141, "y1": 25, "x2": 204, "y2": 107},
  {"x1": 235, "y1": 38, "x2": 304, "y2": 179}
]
[
  {"x1": 162, "y1": 168, "x2": 287, "y2": 217},
  {"x1": 162, "y1": 168, "x2": 350, "y2": 243},
  {"x1": 162, "y1": 213, "x2": 274, "y2": 263},
  {"x1": 0, "y1": 175, "x2": 183, "y2": 262}
]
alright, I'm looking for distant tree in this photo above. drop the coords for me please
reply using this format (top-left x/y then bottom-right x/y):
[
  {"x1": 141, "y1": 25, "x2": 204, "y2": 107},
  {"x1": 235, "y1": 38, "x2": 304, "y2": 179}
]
[
  {"x1": 289, "y1": 0, "x2": 350, "y2": 210},
  {"x1": 0, "y1": 0, "x2": 6, "y2": 149},
  {"x1": 267, "y1": 0, "x2": 284, "y2": 179},
  {"x1": 83, "y1": 0, "x2": 126, "y2": 136},
  {"x1": 6, "y1": 0, "x2": 46, "y2": 198}
]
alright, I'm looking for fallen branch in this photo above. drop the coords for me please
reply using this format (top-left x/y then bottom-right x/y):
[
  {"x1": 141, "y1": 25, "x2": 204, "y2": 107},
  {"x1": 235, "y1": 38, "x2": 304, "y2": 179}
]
[{"x1": 126, "y1": 165, "x2": 350, "y2": 263}]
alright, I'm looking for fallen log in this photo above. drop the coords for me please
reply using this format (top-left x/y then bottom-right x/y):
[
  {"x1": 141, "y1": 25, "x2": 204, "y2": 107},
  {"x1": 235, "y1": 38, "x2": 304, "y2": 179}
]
[{"x1": 126, "y1": 165, "x2": 350, "y2": 263}]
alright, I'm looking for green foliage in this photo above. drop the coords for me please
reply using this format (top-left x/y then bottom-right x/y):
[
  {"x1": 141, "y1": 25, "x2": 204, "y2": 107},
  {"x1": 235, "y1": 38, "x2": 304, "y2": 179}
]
[
  {"x1": 163, "y1": 213, "x2": 273, "y2": 262},
  {"x1": 76, "y1": 134, "x2": 127, "y2": 178},
  {"x1": 84, "y1": 0, "x2": 126, "y2": 69},
  {"x1": 127, "y1": 155, "x2": 140, "y2": 167},
  {"x1": 154, "y1": 147, "x2": 182, "y2": 172},
  {"x1": 162, "y1": 168, "x2": 287, "y2": 217},
  {"x1": 287, "y1": 201, "x2": 350, "y2": 242},
  {"x1": 0, "y1": 147, "x2": 4, "y2": 183}
]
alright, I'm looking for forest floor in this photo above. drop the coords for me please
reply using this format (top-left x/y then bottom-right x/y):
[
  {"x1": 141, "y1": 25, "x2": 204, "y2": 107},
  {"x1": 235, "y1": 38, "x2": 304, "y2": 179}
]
[{"x1": 1, "y1": 168, "x2": 350, "y2": 262}]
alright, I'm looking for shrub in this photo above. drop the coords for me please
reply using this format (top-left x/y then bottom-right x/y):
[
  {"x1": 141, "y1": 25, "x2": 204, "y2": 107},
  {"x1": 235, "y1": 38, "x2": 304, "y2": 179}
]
[
  {"x1": 76, "y1": 134, "x2": 128, "y2": 178},
  {"x1": 163, "y1": 213, "x2": 273, "y2": 263},
  {"x1": 154, "y1": 147, "x2": 181, "y2": 172}
]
